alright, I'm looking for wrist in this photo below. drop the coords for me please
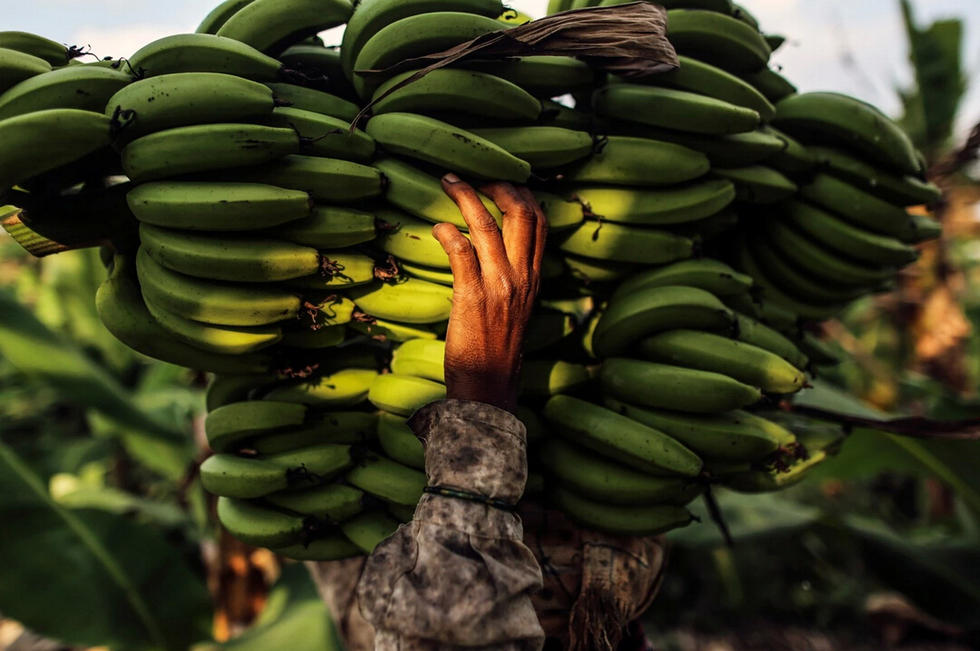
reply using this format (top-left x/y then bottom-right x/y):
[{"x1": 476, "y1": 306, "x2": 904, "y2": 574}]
[{"x1": 446, "y1": 372, "x2": 519, "y2": 412}]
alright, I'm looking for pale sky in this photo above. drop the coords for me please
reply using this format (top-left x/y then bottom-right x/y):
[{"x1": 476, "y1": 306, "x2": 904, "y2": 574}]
[{"x1": 6, "y1": 0, "x2": 979, "y2": 142}]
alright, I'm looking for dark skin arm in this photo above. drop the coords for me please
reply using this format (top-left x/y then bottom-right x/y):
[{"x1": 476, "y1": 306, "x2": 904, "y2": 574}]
[{"x1": 432, "y1": 173, "x2": 549, "y2": 412}]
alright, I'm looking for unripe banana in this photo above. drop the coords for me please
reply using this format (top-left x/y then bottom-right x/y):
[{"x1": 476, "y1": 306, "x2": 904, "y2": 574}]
[
  {"x1": 288, "y1": 252, "x2": 378, "y2": 291},
  {"x1": 600, "y1": 358, "x2": 762, "y2": 414},
  {"x1": 201, "y1": 444, "x2": 353, "y2": 498},
  {"x1": 267, "y1": 82, "x2": 359, "y2": 121},
  {"x1": 611, "y1": 259, "x2": 752, "y2": 301},
  {"x1": 197, "y1": 0, "x2": 256, "y2": 34},
  {"x1": 121, "y1": 123, "x2": 301, "y2": 182},
  {"x1": 713, "y1": 165, "x2": 797, "y2": 203},
  {"x1": 127, "y1": 181, "x2": 313, "y2": 231},
  {"x1": 656, "y1": 55, "x2": 775, "y2": 121},
  {"x1": 206, "y1": 374, "x2": 275, "y2": 411},
  {"x1": 467, "y1": 126, "x2": 594, "y2": 169},
  {"x1": 368, "y1": 374, "x2": 446, "y2": 417},
  {"x1": 464, "y1": 56, "x2": 595, "y2": 98},
  {"x1": 216, "y1": 0, "x2": 352, "y2": 54},
  {"x1": 140, "y1": 223, "x2": 323, "y2": 283},
  {"x1": 594, "y1": 83, "x2": 761, "y2": 135},
  {"x1": 377, "y1": 412, "x2": 425, "y2": 470},
  {"x1": 0, "y1": 47, "x2": 51, "y2": 93},
  {"x1": 725, "y1": 450, "x2": 828, "y2": 492},
  {"x1": 617, "y1": 124, "x2": 785, "y2": 168},
  {"x1": 229, "y1": 155, "x2": 384, "y2": 204},
  {"x1": 264, "y1": 368, "x2": 378, "y2": 407},
  {"x1": 349, "y1": 318, "x2": 441, "y2": 344},
  {"x1": 639, "y1": 330, "x2": 807, "y2": 394},
  {"x1": 742, "y1": 67, "x2": 796, "y2": 102},
  {"x1": 566, "y1": 179, "x2": 735, "y2": 226},
  {"x1": 800, "y1": 173, "x2": 919, "y2": 240},
  {"x1": 544, "y1": 395, "x2": 703, "y2": 476},
  {"x1": 566, "y1": 136, "x2": 710, "y2": 187},
  {"x1": 341, "y1": 511, "x2": 401, "y2": 553},
  {"x1": 250, "y1": 411, "x2": 378, "y2": 454},
  {"x1": 0, "y1": 66, "x2": 130, "y2": 119},
  {"x1": 374, "y1": 157, "x2": 503, "y2": 230},
  {"x1": 733, "y1": 313, "x2": 808, "y2": 369},
  {"x1": 376, "y1": 209, "x2": 452, "y2": 269},
  {"x1": 391, "y1": 338, "x2": 446, "y2": 383},
  {"x1": 265, "y1": 106, "x2": 375, "y2": 162},
  {"x1": 809, "y1": 145, "x2": 942, "y2": 207},
  {"x1": 557, "y1": 221, "x2": 694, "y2": 265},
  {"x1": 592, "y1": 285, "x2": 735, "y2": 358},
  {"x1": 766, "y1": 219, "x2": 896, "y2": 287},
  {"x1": 367, "y1": 112, "x2": 531, "y2": 182},
  {"x1": 520, "y1": 360, "x2": 590, "y2": 397},
  {"x1": 274, "y1": 205, "x2": 377, "y2": 249},
  {"x1": 216, "y1": 496, "x2": 306, "y2": 547},
  {"x1": 274, "y1": 535, "x2": 363, "y2": 561},
  {"x1": 206, "y1": 400, "x2": 310, "y2": 453},
  {"x1": 346, "y1": 453, "x2": 427, "y2": 506},
  {"x1": 350, "y1": 278, "x2": 454, "y2": 325},
  {"x1": 667, "y1": 9, "x2": 771, "y2": 74},
  {"x1": 534, "y1": 191, "x2": 585, "y2": 231},
  {"x1": 136, "y1": 247, "x2": 302, "y2": 326},
  {"x1": 266, "y1": 483, "x2": 366, "y2": 521},
  {"x1": 128, "y1": 34, "x2": 283, "y2": 80},
  {"x1": 747, "y1": 231, "x2": 868, "y2": 304},
  {"x1": 372, "y1": 68, "x2": 541, "y2": 121},
  {"x1": 0, "y1": 32, "x2": 71, "y2": 66},
  {"x1": 279, "y1": 323, "x2": 346, "y2": 349},
  {"x1": 551, "y1": 487, "x2": 694, "y2": 536},
  {"x1": 540, "y1": 438, "x2": 703, "y2": 505}
]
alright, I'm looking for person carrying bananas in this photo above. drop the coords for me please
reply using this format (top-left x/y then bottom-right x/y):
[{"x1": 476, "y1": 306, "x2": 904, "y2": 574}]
[{"x1": 308, "y1": 175, "x2": 666, "y2": 651}]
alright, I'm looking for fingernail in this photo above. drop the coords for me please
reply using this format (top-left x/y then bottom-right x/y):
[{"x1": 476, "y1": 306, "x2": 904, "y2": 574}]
[{"x1": 443, "y1": 173, "x2": 461, "y2": 184}]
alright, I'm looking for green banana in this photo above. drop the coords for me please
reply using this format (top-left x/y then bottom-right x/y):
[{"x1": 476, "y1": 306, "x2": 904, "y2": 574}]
[
  {"x1": 538, "y1": 99, "x2": 593, "y2": 131},
  {"x1": 611, "y1": 259, "x2": 752, "y2": 301},
  {"x1": 605, "y1": 398, "x2": 792, "y2": 461},
  {"x1": 288, "y1": 251, "x2": 378, "y2": 290},
  {"x1": 215, "y1": 0, "x2": 352, "y2": 53},
  {"x1": 761, "y1": 126, "x2": 815, "y2": 174},
  {"x1": 766, "y1": 218, "x2": 896, "y2": 286},
  {"x1": 273, "y1": 205, "x2": 378, "y2": 249},
  {"x1": 128, "y1": 34, "x2": 283, "y2": 80},
  {"x1": 349, "y1": 318, "x2": 440, "y2": 343},
  {"x1": 267, "y1": 82, "x2": 358, "y2": 121},
  {"x1": 374, "y1": 157, "x2": 503, "y2": 229},
  {"x1": 346, "y1": 453, "x2": 427, "y2": 506},
  {"x1": 656, "y1": 55, "x2": 775, "y2": 121},
  {"x1": 591, "y1": 285, "x2": 735, "y2": 358},
  {"x1": 463, "y1": 56, "x2": 595, "y2": 98},
  {"x1": 349, "y1": 278, "x2": 453, "y2": 324},
  {"x1": 107, "y1": 72, "x2": 277, "y2": 144},
  {"x1": 598, "y1": 0, "x2": 734, "y2": 11},
  {"x1": 785, "y1": 200, "x2": 919, "y2": 267},
  {"x1": 372, "y1": 68, "x2": 541, "y2": 121},
  {"x1": 0, "y1": 109, "x2": 111, "y2": 190},
  {"x1": 341, "y1": 511, "x2": 401, "y2": 553},
  {"x1": 520, "y1": 360, "x2": 591, "y2": 397},
  {"x1": 600, "y1": 358, "x2": 762, "y2": 413},
  {"x1": 352, "y1": 12, "x2": 505, "y2": 97},
  {"x1": 565, "y1": 179, "x2": 735, "y2": 226},
  {"x1": 594, "y1": 83, "x2": 761, "y2": 135},
  {"x1": 0, "y1": 47, "x2": 51, "y2": 93},
  {"x1": 127, "y1": 181, "x2": 313, "y2": 231},
  {"x1": 467, "y1": 126, "x2": 593, "y2": 169},
  {"x1": 798, "y1": 332, "x2": 844, "y2": 367},
  {"x1": 251, "y1": 412, "x2": 378, "y2": 454},
  {"x1": 265, "y1": 106, "x2": 375, "y2": 162},
  {"x1": 667, "y1": 9, "x2": 771, "y2": 74},
  {"x1": 96, "y1": 255, "x2": 271, "y2": 374},
  {"x1": 544, "y1": 395, "x2": 703, "y2": 476},
  {"x1": 904, "y1": 213, "x2": 942, "y2": 244},
  {"x1": 534, "y1": 191, "x2": 585, "y2": 231},
  {"x1": 142, "y1": 290, "x2": 282, "y2": 354},
  {"x1": 368, "y1": 373, "x2": 446, "y2": 417},
  {"x1": 263, "y1": 368, "x2": 379, "y2": 407},
  {"x1": 377, "y1": 209, "x2": 452, "y2": 269},
  {"x1": 0, "y1": 66, "x2": 130, "y2": 119},
  {"x1": 618, "y1": 124, "x2": 786, "y2": 167},
  {"x1": 121, "y1": 123, "x2": 301, "y2": 182},
  {"x1": 550, "y1": 488, "x2": 694, "y2": 536},
  {"x1": 340, "y1": 0, "x2": 503, "y2": 80},
  {"x1": 391, "y1": 338, "x2": 446, "y2": 382},
  {"x1": 725, "y1": 450, "x2": 828, "y2": 492},
  {"x1": 229, "y1": 155, "x2": 384, "y2": 204},
  {"x1": 274, "y1": 535, "x2": 363, "y2": 561},
  {"x1": 366, "y1": 112, "x2": 530, "y2": 182},
  {"x1": 266, "y1": 483, "x2": 365, "y2": 521},
  {"x1": 206, "y1": 400, "x2": 310, "y2": 452},
  {"x1": 742, "y1": 67, "x2": 796, "y2": 102},
  {"x1": 206, "y1": 374, "x2": 275, "y2": 411},
  {"x1": 400, "y1": 263, "x2": 453, "y2": 286},
  {"x1": 540, "y1": 438, "x2": 703, "y2": 505},
  {"x1": 0, "y1": 32, "x2": 72, "y2": 66},
  {"x1": 712, "y1": 165, "x2": 797, "y2": 203},
  {"x1": 197, "y1": 0, "x2": 256, "y2": 34},
  {"x1": 548, "y1": 0, "x2": 573, "y2": 11},
  {"x1": 639, "y1": 330, "x2": 806, "y2": 394},
  {"x1": 733, "y1": 313, "x2": 808, "y2": 369},
  {"x1": 558, "y1": 220, "x2": 695, "y2": 264},
  {"x1": 201, "y1": 444, "x2": 353, "y2": 498},
  {"x1": 140, "y1": 223, "x2": 322, "y2": 283},
  {"x1": 279, "y1": 323, "x2": 346, "y2": 349},
  {"x1": 809, "y1": 145, "x2": 942, "y2": 206},
  {"x1": 773, "y1": 92, "x2": 919, "y2": 175},
  {"x1": 136, "y1": 247, "x2": 301, "y2": 326},
  {"x1": 377, "y1": 411, "x2": 425, "y2": 469},
  {"x1": 800, "y1": 173, "x2": 919, "y2": 240},
  {"x1": 216, "y1": 496, "x2": 307, "y2": 547},
  {"x1": 566, "y1": 136, "x2": 710, "y2": 186},
  {"x1": 564, "y1": 255, "x2": 637, "y2": 284}
]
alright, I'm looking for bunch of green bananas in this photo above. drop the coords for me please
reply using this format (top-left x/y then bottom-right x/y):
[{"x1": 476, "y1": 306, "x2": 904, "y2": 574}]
[{"x1": 0, "y1": 0, "x2": 944, "y2": 552}]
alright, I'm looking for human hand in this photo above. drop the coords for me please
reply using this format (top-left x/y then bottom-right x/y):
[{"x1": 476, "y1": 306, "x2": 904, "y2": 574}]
[{"x1": 431, "y1": 174, "x2": 548, "y2": 412}]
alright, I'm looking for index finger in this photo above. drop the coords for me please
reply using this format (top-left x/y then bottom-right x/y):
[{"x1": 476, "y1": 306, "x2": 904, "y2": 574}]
[
  {"x1": 479, "y1": 182, "x2": 538, "y2": 277},
  {"x1": 441, "y1": 174, "x2": 507, "y2": 278}
]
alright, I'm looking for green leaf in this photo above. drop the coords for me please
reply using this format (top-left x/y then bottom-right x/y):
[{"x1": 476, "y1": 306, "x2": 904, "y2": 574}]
[
  {"x1": 0, "y1": 289, "x2": 181, "y2": 440},
  {"x1": 195, "y1": 564, "x2": 345, "y2": 651},
  {"x1": 0, "y1": 442, "x2": 212, "y2": 650}
]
